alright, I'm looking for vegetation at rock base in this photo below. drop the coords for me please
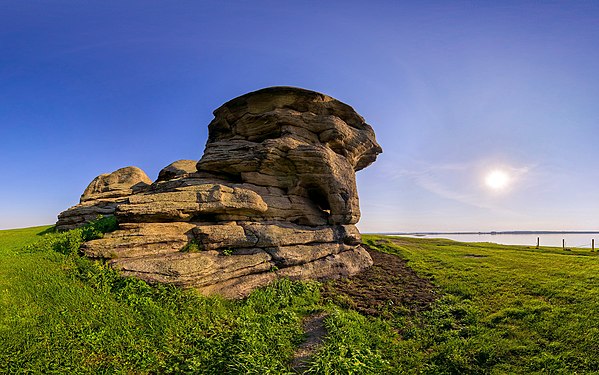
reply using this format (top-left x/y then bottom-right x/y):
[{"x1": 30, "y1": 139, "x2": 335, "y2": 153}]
[{"x1": 1, "y1": 223, "x2": 599, "y2": 374}]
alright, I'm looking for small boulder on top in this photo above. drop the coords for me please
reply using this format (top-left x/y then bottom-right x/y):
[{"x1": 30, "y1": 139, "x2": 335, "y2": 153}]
[{"x1": 56, "y1": 166, "x2": 151, "y2": 231}]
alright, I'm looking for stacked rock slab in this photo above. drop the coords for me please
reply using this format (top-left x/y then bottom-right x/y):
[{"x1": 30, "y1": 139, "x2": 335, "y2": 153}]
[{"x1": 61, "y1": 87, "x2": 382, "y2": 298}]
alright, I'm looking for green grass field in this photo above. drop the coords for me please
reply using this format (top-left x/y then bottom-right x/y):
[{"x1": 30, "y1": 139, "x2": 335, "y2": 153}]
[{"x1": 1, "y1": 224, "x2": 598, "y2": 374}]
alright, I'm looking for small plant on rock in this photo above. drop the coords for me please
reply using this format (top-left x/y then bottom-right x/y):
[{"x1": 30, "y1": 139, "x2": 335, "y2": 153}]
[{"x1": 180, "y1": 240, "x2": 201, "y2": 253}]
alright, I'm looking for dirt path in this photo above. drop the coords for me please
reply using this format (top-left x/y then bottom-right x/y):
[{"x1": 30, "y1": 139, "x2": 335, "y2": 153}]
[
  {"x1": 291, "y1": 311, "x2": 328, "y2": 374},
  {"x1": 291, "y1": 243, "x2": 438, "y2": 372}
]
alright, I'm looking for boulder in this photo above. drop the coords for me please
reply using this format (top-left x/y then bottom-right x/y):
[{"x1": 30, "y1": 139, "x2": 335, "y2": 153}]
[
  {"x1": 81, "y1": 166, "x2": 151, "y2": 202},
  {"x1": 156, "y1": 160, "x2": 198, "y2": 182},
  {"x1": 57, "y1": 86, "x2": 382, "y2": 297},
  {"x1": 56, "y1": 166, "x2": 151, "y2": 231}
]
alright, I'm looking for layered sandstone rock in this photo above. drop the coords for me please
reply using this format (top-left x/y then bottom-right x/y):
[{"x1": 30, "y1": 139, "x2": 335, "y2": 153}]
[{"x1": 58, "y1": 87, "x2": 382, "y2": 298}]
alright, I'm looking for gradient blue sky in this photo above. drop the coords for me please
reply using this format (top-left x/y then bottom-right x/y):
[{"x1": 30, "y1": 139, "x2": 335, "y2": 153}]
[{"x1": 2, "y1": 1, "x2": 598, "y2": 232}]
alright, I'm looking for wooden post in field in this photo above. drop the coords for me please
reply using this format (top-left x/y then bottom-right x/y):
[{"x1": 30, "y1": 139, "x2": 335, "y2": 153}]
[
  {"x1": 593, "y1": 239, "x2": 595, "y2": 252},
  {"x1": 536, "y1": 237, "x2": 540, "y2": 249},
  {"x1": 562, "y1": 239, "x2": 565, "y2": 250}
]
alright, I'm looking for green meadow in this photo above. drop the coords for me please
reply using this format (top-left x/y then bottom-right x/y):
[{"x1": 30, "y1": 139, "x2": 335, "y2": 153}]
[{"x1": 1, "y1": 223, "x2": 598, "y2": 374}]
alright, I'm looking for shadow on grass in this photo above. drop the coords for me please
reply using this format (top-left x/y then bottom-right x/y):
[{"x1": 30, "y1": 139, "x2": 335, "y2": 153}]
[{"x1": 36, "y1": 226, "x2": 56, "y2": 236}]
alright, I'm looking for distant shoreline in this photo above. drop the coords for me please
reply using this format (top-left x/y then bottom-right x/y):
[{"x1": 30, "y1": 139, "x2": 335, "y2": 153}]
[{"x1": 371, "y1": 231, "x2": 599, "y2": 236}]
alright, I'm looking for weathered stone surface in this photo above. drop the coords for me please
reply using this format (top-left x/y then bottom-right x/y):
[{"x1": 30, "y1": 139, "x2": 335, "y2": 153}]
[
  {"x1": 83, "y1": 222, "x2": 197, "y2": 259},
  {"x1": 264, "y1": 243, "x2": 352, "y2": 267},
  {"x1": 276, "y1": 245, "x2": 374, "y2": 281},
  {"x1": 110, "y1": 243, "x2": 373, "y2": 299},
  {"x1": 116, "y1": 184, "x2": 268, "y2": 222},
  {"x1": 57, "y1": 87, "x2": 382, "y2": 298},
  {"x1": 197, "y1": 87, "x2": 381, "y2": 226},
  {"x1": 81, "y1": 166, "x2": 151, "y2": 202},
  {"x1": 190, "y1": 222, "x2": 360, "y2": 251},
  {"x1": 56, "y1": 199, "x2": 121, "y2": 231},
  {"x1": 156, "y1": 160, "x2": 198, "y2": 182},
  {"x1": 196, "y1": 245, "x2": 373, "y2": 299},
  {"x1": 110, "y1": 249, "x2": 274, "y2": 288}
]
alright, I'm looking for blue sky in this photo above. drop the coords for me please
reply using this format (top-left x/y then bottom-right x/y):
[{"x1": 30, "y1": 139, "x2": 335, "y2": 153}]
[{"x1": 1, "y1": 1, "x2": 598, "y2": 232}]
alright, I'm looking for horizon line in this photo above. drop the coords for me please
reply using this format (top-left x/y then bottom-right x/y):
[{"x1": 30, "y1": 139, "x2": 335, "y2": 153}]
[{"x1": 368, "y1": 230, "x2": 599, "y2": 235}]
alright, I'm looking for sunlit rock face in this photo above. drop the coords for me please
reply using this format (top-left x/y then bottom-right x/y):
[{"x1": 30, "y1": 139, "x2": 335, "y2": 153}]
[{"x1": 57, "y1": 87, "x2": 382, "y2": 298}]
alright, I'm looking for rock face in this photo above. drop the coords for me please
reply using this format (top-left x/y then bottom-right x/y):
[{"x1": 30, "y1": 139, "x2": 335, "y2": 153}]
[{"x1": 57, "y1": 87, "x2": 382, "y2": 298}]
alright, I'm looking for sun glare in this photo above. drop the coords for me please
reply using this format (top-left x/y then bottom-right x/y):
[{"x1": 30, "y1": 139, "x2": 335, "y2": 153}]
[{"x1": 485, "y1": 170, "x2": 510, "y2": 190}]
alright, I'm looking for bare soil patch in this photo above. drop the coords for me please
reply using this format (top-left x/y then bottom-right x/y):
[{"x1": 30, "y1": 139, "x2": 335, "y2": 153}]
[
  {"x1": 291, "y1": 311, "x2": 328, "y2": 373},
  {"x1": 292, "y1": 243, "x2": 438, "y2": 372},
  {"x1": 322, "y1": 244, "x2": 438, "y2": 317}
]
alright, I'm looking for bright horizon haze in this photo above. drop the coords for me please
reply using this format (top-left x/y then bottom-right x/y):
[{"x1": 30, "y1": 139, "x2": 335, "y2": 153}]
[{"x1": 1, "y1": 1, "x2": 598, "y2": 232}]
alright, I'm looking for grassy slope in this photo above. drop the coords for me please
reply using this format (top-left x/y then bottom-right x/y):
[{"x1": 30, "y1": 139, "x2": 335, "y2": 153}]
[
  {"x1": 364, "y1": 236, "x2": 599, "y2": 374},
  {"x1": 1, "y1": 226, "x2": 598, "y2": 374},
  {"x1": 0, "y1": 224, "x2": 317, "y2": 374}
]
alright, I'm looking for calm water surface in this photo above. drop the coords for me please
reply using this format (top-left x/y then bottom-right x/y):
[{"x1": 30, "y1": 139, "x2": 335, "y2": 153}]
[{"x1": 396, "y1": 233, "x2": 598, "y2": 249}]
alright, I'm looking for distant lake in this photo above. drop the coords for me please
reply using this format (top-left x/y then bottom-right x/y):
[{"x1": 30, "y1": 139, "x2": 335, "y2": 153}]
[{"x1": 393, "y1": 233, "x2": 599, "y2": 249}]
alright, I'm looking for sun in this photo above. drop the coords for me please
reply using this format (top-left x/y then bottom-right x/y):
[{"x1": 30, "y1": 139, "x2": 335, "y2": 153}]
[{"x1": 485, "y1": 170, "x2": 510, "y2": 190}]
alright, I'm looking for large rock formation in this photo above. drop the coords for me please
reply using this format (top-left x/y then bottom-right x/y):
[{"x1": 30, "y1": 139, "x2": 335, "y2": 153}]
[{"x1": 57, "y1": 87, "x2": 382, "y2": 298}]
